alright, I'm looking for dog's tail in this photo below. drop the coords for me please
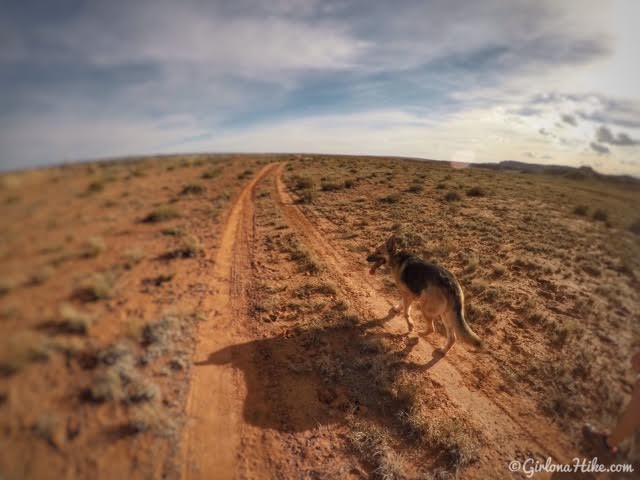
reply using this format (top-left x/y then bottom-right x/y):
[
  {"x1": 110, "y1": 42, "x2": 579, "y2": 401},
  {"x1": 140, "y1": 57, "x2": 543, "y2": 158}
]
[{"x1": 450, "y1": 282, "x2": 484, "y2": 350}]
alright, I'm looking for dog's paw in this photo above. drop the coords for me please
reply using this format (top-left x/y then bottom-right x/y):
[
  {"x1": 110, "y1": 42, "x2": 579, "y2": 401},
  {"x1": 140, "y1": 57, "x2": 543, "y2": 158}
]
[
  {"x1": 420, "y1": 327, "x2": 433, "y2": 337},
  {"x1": 433, "y1": 348, "x2": 446, "y2": 358}
]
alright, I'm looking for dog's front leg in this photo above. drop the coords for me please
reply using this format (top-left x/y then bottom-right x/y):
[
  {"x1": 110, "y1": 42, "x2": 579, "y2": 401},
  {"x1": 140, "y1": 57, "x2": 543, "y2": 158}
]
[
  {"x1": 393, "y1": 297, "x2": 403, "y2": 313},
  {"x1": 402, "y1": 294, "x2": 414, "y2": 332}
]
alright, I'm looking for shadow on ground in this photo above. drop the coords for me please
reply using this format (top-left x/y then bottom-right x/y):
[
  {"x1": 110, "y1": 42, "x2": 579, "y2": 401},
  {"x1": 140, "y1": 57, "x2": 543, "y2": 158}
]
[{"x1": 195, "y1": 310, "x2": 444, "y2": 433}]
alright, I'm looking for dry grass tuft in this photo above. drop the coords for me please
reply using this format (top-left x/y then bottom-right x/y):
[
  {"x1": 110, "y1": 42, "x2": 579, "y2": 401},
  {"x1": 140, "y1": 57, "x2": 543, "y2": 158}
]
[
  {"x1": 592, "y1": 209, "x2": 608, "y2": 222},
  {"x1": 33, "y1": 414, "x2": 62, "y2": 448},
  {"x1": 143, "y1": 206, "x2": 180, "y2": 223},
  {"x1": 39, "y1": 304, "x2": 93, "y2": 335},
  {"x1": 466, "y1": 186, "x2": 485, "y2": 197},
  {"x1": 0, "y1": 331, "x2": 51, "y2": 376},
  {"x1": 180, "y1": 183, "x2": 205, "y2": 195},
  {"x1": 0, "y1": 278, "x2": 17, "y2": 297},
  {"x1": 162, "y1": 234, "x2": 203, "y2": 259},
  {"x1": 81, "y1": 237, "x2": 106, "y2": 258},
  {"x1": 379, "y1": 193, "x2": 401, "y2": 204},
  {"x1": 573, "y1": 205, "x2": 588, "y2": 216},
  {"x1": 29, "y1": 265, "x2": 55, "y2": 286},
  {"x1": 444, "y1": 191, "x2": 461, "y2": 202},
  {"x1": 161, "y1": 226, "x2": 185, "y2": 237},
  {"x1": 122, "y1": 247, "x2": 145, "y2": 269},
  {"x1": 74, "y1": 271, "x2": 117, "y2": 302},
  {"x1": 347, "y1": 422, "x2": 407, "y2": 480},
  {"x1": 201, "y1": 167, "x2": 222, "y2": 179},
  {"x1": 293, "y1": 280, "x2": 338, "y2": 299}
]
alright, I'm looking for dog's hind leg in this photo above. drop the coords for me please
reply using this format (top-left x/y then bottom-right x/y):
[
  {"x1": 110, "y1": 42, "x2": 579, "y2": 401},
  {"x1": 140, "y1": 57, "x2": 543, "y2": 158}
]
[
  {"x1": 419, "y1": 304, "x2": 434, "y2": 336},
  {"x1": 437, "y1": 314, "x2": 456, "y2": 355}
]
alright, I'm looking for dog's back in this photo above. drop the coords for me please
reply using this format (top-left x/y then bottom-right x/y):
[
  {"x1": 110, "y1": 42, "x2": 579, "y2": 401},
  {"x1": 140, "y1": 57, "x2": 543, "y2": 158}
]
[
  {"x1": 394, "y1": 252, "x2": 484, "y2": 350},
  {"x1": 396, "y1": 253, "x2": 458, "y2": 296}
]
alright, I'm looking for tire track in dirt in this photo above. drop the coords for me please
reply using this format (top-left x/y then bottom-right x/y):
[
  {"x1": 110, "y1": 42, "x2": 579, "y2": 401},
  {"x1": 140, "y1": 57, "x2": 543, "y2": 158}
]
[
  {"x1": 181, "y1": 162, "x2": 278, "y2": 480},
  {"x1": 273, "y1": 163, "x2": 575, "y2": 474}
]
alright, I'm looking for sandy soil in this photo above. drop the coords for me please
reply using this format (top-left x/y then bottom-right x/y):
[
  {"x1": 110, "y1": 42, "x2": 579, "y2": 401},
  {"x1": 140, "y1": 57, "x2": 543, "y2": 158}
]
[{"x1": 1, "y1": 154, "x2": 639, "y2": 479}]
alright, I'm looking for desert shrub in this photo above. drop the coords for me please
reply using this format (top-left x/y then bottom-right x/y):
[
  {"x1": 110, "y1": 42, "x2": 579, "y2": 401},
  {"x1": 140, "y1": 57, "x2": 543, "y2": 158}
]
[
  {"x1": 0, "y1": 278, "x2": 17, "y2": 297},
  {"x1": 297, "y1": 190, "x2": 315, "y2": 204},
  {"x1": 180, "y1": 183, "x2": 205, "y2": 195},
  {"x1": 161, "y1": 226, "x2": 185, "y2": 237},
  {"x1": 29, "y1": 266, "x2": 55, "y2": 286},
  {"x1": 278, "y1": 233, "x2": 320, "y2": 273},
  {"x1": 444, "y1": 191, "x2": 461, "y2": 202},
  {"x1": 573, "y1": 205, "x2": 588, "y2": 216},
  {"x1": 491, "y1": 264, "x2": 506, "y2": 277},
  {"x1": 177, "y1": 235, "x2": 202, "y2": 258},
  {"x1": 466, "y1": 186, "x2": 485, "y2": 197},
  {"x1": 142, "y1": 317, "x2": 173, "y2": 345},
  {"x1": 292, "y1": 176, "x2": 314, "y2": 190},
  {"x1": 201, "y1": 167, "x2": 222, "y2": 179},
  {"x1": 379, "y1": 193, "x2": 401, "y2": 204},
  {"x1": 122, "y1": 248, "x2": 145, "y2": 269},
  {"x1": 0, "y1": 332, "x2": 50, "y2": 376},
  {"x1": 592, "y1": 209, "x2": 608, "y2": 222},
  {"x1": 344, "y1": 179, "x2": 355, "y2": 188},
  {"x1": 463, "y1": 253, "x2": 479, "y2": 273},
  {"x1": 74, "y1": 272, "x2": 117, "y2": 302},
  {"x1": 143, "y1": 206, "x2": 179, "y2": 223},
  {"x1": 40, "y1": 304, "x2": 92, "y2": 335},
  {"x1": 629, "y1": 218, "x2": 640, "y2": 235},
  {"x1": 82, "y1": 237, "x2": 106, "y2": 258},
  {"x1": 398, "y1": 404, "x2": 479, "y2": 470},
  {"x1": 407, "y1": 184, "x2": 423, "y2": 193},
  {"x1": 237, "y1": 169, "x2": 253, "y2": 180},
  {"x1": 161, "y1": 235, "x2": 202, "y2": 259},
  {"x1": 82, "y1": 342, "x2": 159, "y2": 406},
  {"x1": 321, "y1": 181, "x2": 343, "y2": 191},
  {"x1": 86, "y1": 180, "x2": 105, "y2": 194},
  {"x1": 436, "y1": 183, "x2": 446, "y2": 189},
  {"x1": 347, "y1": 423, "x2": 407, "y2": 480},
  {"x1": 294, "y1": 280, "x2": 337, "y2": 299}
]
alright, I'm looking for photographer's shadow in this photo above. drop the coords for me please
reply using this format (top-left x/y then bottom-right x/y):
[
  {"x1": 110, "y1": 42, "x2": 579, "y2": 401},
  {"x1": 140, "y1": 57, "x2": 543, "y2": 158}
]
[{"x1": 195, "y1": 311, "x2": 438, "y2": 433}]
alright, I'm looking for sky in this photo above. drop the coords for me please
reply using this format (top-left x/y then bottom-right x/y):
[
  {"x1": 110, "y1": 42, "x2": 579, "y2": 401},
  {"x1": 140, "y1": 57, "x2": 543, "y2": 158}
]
[{"x1": 1, "y1": 0, "x2": 639, "y2": 174}]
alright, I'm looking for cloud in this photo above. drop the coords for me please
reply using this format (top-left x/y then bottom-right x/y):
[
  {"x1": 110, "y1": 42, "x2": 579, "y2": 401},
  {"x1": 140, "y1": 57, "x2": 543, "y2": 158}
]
[
  {"x1": 595, "y1": 126, "x2": 638, "y2": 146},
  {"x1": 590, "y1": 142, "x2": 610, "y2": 155},
  {"x1": 508, "y1": 106, "x2": 542, "y2": 117},
  {"x1": 0, "y1": 0, "x2": 637, "y2": 174},
  {"x1": 561, "y1": 114, "x2": 577, "y2": 126}
]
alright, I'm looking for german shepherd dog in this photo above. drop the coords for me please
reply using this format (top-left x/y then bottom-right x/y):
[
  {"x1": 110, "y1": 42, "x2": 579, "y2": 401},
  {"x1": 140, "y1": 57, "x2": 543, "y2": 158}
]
[{"x1": 367, "y1": 234, "x2": 483, "y2": 355}]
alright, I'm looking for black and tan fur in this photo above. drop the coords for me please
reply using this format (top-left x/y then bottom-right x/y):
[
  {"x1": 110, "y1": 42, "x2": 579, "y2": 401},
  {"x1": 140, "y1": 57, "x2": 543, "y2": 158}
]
[{"x1": 367, "y1": 234, "x2": 483, "y2": 355}]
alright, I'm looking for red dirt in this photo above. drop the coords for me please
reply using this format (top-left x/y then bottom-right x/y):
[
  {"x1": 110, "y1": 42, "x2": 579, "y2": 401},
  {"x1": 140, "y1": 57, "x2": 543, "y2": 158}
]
[{"x1": 2, "y1": 154, "x2": 638, "y2": 479}]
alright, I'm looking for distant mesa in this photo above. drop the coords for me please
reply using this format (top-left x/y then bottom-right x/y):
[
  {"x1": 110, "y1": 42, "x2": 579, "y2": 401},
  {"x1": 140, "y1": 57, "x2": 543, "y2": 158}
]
[{"x1": 473, "y1": 160, "x2": 639, "y2": 185}]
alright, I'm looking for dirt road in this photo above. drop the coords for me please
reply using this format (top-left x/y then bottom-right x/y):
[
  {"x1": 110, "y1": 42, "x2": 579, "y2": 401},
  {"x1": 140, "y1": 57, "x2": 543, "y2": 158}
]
[
  {"x1": 181, "y1": 163, "x2": 278, "y2": 480},
  {"x1": 182, "y1": 163, "x2": 578, "y2": 479}
]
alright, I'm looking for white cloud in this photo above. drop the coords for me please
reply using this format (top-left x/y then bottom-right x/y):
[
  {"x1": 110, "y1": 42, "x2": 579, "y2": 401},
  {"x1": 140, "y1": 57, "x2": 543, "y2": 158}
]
[{"x1": 0, "y1": 0, "x2": 638, "y2": 174}]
